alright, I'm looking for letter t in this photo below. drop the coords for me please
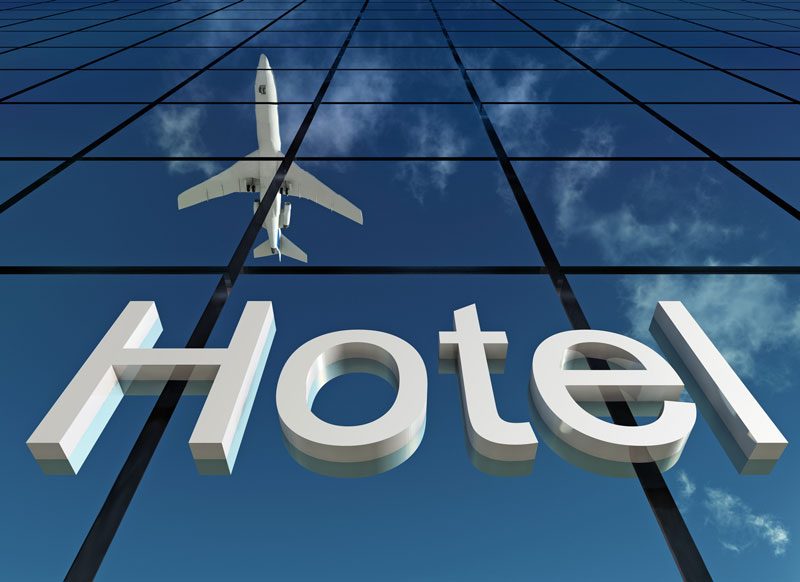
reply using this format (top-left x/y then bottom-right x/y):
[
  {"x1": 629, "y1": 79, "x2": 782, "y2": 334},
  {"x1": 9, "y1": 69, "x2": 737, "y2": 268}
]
[{"x1": 439, "y1": 304, "x2": 537, "y2": 464}]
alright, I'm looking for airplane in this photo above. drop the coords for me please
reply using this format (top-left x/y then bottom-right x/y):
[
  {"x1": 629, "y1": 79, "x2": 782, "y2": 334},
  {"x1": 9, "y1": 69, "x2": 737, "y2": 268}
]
[{"x1": 176, "y1": 54, "x2": 363, "y2": 263}]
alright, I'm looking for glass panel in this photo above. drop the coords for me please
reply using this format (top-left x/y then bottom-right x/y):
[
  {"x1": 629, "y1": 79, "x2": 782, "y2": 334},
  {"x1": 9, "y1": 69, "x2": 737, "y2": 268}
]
[
  {"x1": 547, "y1": 30, "x2": 661, "y2": 47},
  {"x1": 471, "y1": 69, "x2": 625, "y2": 102},
  {"x1": 298, "y1": 104, "x2": 493, "y2": 156},
  {"x1": 12, "y1": 70, "x2": 194, "y2": 101},
  {"x1": 353, "y1": 17, "x2": 441, "y2": 32},
  {"x1": 459, "y1": 46, "x2": 580, "y2": 68},
  {"x1": 735, "y1": 70, "x2": 800, "y2": 100},
  {"x1": 341, "y1": 46, "x2": 456, "y2": 68},
  {"x1": 0, "y1": 103, "x2": 140, "y2": 156},
  {"x1": 33, "y1": 31, "x2": 160, "y2": 47},
  {"x1": 82, "y1": 46, "x2": 234, "y2": 69},
  {"x1": 732, "y1": 162, "x2": 800, "y2": 209},
  {"x1": 740, "y1": 31, "x2": 800, "y2": 45},
  {"x1": 0, "y1": 46, "x2": 118, "y2": 67},
  {"x1": 681, "y1": 47, "x2": 800, "y2": 68},
  {"x1": 246, "y1": 30, "x2": 349, "y2": 47},
  {"x1": 137, "y1": 31, "x2": 256, "y2": 48},
  {"x1": 0, "y1": 31, "x2": 59, "y2": 46},
  {"x1": 166, "y1": 69, "x2": 327, "y2": 101},
  {"x1": 602, "y1": 70, "x2": 781, "y2": 102},
  {"x1": 213, "y1": 46, "x2": 338, "y2": 69},
  {"x1": 514, "y1": 160, "x2": 800, "y2": 265},
  {"x1": 0, "y1": 70, "x2": 62, "y2": 97},
  {"x1": 569, "y1": 46, "x2": 703, "y2": 68},
  {"x1": 653, "y1": 104, "x2": 800, "y2": 156},
  {"x1": 642, "y1": 31, "x2": 765, "y2": 47},
  {"x1": 325, "y1": 69, "x2": 469, "y2": 101},
  {"x1": 351, "y1": 30, "x2": 453, "y2": 47},
  {"x1": 487, "y1": 103, "x2": 701, "y2": 156},
  {"x1": 449, "y1": 29, "x2": 551, "y2": 47}
]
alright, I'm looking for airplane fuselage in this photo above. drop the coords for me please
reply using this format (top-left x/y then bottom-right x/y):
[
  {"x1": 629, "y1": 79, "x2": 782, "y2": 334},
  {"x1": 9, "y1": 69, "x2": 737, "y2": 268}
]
[
  {"x1": 254, "y1": 53, "x2": 289, "y2": 259},
  {"x1": 257, "y1": 159, "x2": 282, "y2": 257},
  {"x1": 177, "y1": 53, "x2": 361, "y2": 264}
]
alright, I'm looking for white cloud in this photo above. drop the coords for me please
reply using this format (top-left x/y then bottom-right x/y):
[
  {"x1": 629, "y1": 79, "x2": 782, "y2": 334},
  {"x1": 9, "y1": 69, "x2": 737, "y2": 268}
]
[
  {"x1": 705, "y1": 487, "x2": 790, "y2": 556},
  {"x1": 490, "y1": 68, "x2": 549, "y2": 132},
  {"x1": 677, "y1": 470, "x2": 696, "y2": 499},
  {"x1": 470, "y1": 53, "x2": 552, "y2": 208},
  {"x1": 397, "y1": 110, "x2": 469, "y2": 202},
  {"x1": 721, "y1": 541, "x2": 744, "y2": 553},
  {"x1": 152, "y1": 106, "x2": 218, "y2": 177},
  {"x1": 466, "y1": 50, "x2": 551, "y2": 154},
  {"x1": 749, "y1": 514, "x2": 791, "y2": 555},
  {"x1": 571, "y1": 4, "x2": 628, "y2": 63},
  {"x1": 552, "y1": 122, "x2": 615, "y2": 233},
  {"x1": 303, "y1": 64, "x2": 397, "y2": 155},
  {"x1": 671, "y1": 473, "x2": 790, "y2": 556},
  {"x1": 589, "y1": 208, "x2": 741, "y2": 263},
  {"x1": 552, "y1": 127, "x2": 742, "y2": 263},
  {"x1": 490, "y1": 70, "x2": 551, "y2": 154}
]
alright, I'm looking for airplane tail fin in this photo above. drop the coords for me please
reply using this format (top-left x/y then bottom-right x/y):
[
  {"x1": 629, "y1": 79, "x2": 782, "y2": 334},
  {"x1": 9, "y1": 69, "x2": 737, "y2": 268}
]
[{"x1": 252, "y1": 235, "x2": 308, "y2": 263}]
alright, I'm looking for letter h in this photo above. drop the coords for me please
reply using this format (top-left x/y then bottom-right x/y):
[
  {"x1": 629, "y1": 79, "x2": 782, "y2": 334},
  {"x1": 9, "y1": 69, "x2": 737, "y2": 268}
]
[{"x1": 27, "y1": 301, "x2": 275, "y2": 475}]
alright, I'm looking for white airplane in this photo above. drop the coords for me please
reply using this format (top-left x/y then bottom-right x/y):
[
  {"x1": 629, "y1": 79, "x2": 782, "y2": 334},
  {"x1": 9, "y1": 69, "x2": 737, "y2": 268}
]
[{"x1": 177, "y1": 54, "x2": 363, "y2": 263}]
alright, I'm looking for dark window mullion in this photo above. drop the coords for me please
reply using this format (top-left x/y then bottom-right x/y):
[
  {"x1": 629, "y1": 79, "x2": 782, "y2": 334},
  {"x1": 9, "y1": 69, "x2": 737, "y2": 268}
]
[{"x1": 429, "y1": 1, "x2": 712, "y2": 579}]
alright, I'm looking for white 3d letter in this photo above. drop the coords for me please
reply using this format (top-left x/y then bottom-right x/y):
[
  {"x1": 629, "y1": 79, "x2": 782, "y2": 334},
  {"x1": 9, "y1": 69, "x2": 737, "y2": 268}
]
[
  {"x1": 276, "y1": 330, "x2": 426, "y2": 473},
  {"x1": 530, "y1": 330, "x2": 696, "y2": 463},
  {"x1": 439, "y1": 304, "x2": 537, "y2": 463},
  {"x1": 651, "y1": 301, "x2": 787, "y2": 465},
  {"x1": 27, "y1": 301, "x2": 275, "y2": 475}
]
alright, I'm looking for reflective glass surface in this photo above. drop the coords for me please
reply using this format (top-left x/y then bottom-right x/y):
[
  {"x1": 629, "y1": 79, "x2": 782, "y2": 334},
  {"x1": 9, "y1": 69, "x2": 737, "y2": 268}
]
[{"x1": 1, "y1": 0, "x2": 798, "y2": 579}]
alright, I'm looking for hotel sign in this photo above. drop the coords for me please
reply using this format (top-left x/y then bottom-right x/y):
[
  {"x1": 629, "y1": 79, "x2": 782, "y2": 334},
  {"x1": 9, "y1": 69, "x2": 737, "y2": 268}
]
[{"x1": 27, "y1": 301, "x2": 787, "y2": 478}]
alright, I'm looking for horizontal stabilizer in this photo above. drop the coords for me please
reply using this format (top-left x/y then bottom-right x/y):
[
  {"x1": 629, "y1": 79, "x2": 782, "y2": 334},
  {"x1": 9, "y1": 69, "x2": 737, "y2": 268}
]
[
  {"x1": 278, "y1": 234, "x2": 308, "y2": 263},
  {"x1": 252, "y1": 234, "x2": 308, "y2": 263},
  {"x1": 253, "y1": 240, "x2": 274, "y2": 259}
]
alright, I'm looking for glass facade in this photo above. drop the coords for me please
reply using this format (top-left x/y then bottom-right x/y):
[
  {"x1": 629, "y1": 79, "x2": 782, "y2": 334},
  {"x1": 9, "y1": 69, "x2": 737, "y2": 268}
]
[{"x1": 1, "y1": 0, "x2": 798, "y2": 579}]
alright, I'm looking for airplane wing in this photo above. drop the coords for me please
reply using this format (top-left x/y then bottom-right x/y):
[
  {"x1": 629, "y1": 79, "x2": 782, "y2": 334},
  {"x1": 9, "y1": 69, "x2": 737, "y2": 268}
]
[
  {"x1": 285, "y1": 162, "x2": 363, "y2": 224},
  {"x1": 177, "y1": 151, "x2": 259, "y2": 209}
]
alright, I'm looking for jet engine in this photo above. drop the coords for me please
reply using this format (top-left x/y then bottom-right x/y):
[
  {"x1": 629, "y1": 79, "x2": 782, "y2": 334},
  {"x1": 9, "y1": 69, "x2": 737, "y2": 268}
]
[
  {"x1": 245, "y1": 178, "x2": 260, "y2": 193},
  {"x1": 280, "y1": 202, "x2": 292, "y2": 228}
]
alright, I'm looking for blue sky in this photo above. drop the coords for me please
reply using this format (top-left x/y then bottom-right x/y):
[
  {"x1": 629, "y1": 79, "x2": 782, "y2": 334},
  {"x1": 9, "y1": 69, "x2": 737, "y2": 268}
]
[{"x1": 1, "y1": 0, "x2": 799, "y2": 579}]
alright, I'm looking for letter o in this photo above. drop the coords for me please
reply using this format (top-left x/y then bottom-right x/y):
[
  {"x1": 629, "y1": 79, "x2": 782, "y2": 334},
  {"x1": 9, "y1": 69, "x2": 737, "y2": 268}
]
[{"x1": 276, "y1": 330, "x2": 427, "y2": 469}]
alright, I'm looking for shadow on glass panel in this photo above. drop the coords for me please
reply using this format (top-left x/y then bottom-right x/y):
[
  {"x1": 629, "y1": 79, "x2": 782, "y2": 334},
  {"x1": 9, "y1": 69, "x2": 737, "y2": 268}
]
[
  {"x1": 439, "y1": 357, "x2": 534, "y2": 477},
  {"x1": 465, "y1": 440, "x2": 533, "y2": 477},
  {"x1": 650, "y1": 323, "x2": 778, "y2": 475},
  {"x1": 530, "y1": 354, "x2": 683, "y2": 478},
  {"x1": 283, "y1": 427, "x2": 425, "y2": 479},
  {"x1": 527, "y1": 390, "x2": 683, "y2": 479}
]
